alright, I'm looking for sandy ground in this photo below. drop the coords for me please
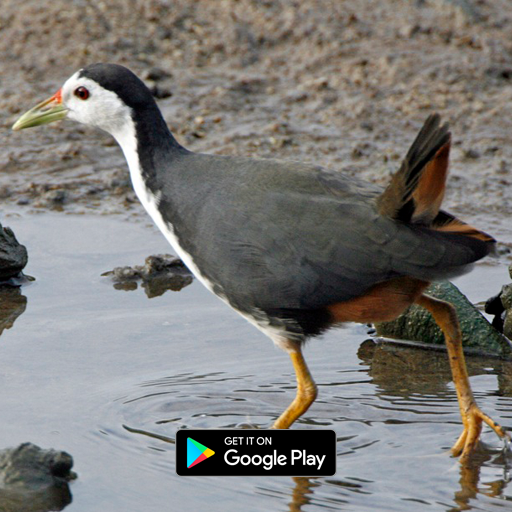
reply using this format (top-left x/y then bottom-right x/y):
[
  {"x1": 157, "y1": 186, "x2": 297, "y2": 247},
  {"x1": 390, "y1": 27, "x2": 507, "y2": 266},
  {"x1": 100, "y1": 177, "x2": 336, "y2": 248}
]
[{"x1": 1, "y1": 0, "x2": 512, "y2": 228}]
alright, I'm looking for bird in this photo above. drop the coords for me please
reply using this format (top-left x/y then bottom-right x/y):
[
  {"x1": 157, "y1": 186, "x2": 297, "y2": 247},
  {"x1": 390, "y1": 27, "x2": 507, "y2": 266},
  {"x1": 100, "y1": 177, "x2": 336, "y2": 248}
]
[{"x1": 12, "y1": 63, "x2": 508, "y2": 462}]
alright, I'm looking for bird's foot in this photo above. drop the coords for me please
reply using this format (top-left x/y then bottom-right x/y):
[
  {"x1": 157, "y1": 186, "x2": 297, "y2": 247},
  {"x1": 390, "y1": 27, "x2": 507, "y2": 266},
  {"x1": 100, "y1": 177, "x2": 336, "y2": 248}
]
[{"x1": 452, "y1": 403, "x2": 510, "y2": 463}]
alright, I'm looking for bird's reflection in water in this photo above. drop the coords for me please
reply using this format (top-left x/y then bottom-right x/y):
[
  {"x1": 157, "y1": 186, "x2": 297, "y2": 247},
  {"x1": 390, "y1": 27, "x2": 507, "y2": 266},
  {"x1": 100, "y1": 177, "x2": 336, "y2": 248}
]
[
  {"x1": 0, "y1": 285, "x2": 27, "y2": 337},
  {"x1": 452, "y1": 450, "x2": 510, "y2": 512},
  {"x1": 287, "y1": 477, "x2": 321, "y2": 512},
  {"x1": 359, "y1": 338, "x2": 512, "y2": 510},
  {"x1": 286, "y1": 476, "x2": 369, "y2": 511}
]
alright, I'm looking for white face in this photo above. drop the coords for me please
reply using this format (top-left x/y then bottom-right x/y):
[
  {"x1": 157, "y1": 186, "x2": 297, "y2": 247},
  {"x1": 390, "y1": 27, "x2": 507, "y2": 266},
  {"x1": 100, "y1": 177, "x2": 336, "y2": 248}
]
[{"x1": 60, "y1": 71, "x2": 133, "y2": 137}]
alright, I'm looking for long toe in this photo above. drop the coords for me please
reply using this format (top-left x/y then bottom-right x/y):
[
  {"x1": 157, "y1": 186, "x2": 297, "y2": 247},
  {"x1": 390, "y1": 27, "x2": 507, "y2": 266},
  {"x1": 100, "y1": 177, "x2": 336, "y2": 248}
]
[{"x1": 453, "y1": 405, "x2": 509, "y2": 462}]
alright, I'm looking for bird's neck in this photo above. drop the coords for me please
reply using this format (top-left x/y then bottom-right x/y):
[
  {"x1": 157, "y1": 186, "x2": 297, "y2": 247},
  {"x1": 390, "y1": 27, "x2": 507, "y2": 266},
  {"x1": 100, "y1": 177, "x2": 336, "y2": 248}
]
[
  {"x1": 109, "y1": 105, "x2": 208, "y2": 291},
  {"x1": 110, "y1": 105, "x2": 187, "y2": 200}
]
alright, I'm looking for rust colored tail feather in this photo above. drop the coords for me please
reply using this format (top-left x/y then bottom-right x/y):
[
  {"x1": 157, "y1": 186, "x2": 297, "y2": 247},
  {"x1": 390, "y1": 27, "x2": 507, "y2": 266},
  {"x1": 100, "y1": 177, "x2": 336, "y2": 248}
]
[
  {"x1": 377, "y1": 113, "x2": 451, "y2": 224},
  {"x1": 378, "y1": 113, "x2": 494, "y2": 246},
  {"x1": 432, "y1": 211, "x2": 495, "y2": 244},
  {"x1": 411, "y1": 141, "x2": 449, "y2": 224}
]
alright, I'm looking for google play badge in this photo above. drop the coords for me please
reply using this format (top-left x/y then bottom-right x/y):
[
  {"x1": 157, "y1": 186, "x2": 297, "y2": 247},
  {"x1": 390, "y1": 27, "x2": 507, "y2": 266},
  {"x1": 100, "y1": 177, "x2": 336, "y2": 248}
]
[{"x1": 187, "y1": 437, "x2": 215, "y2": 468}]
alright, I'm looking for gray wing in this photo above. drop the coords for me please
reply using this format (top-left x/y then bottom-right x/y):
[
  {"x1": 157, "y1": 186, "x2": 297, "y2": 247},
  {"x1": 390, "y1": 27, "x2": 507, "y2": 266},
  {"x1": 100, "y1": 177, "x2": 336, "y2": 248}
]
[{"x1": 178, "y1": 156, "x2": 478, "y2": 313}]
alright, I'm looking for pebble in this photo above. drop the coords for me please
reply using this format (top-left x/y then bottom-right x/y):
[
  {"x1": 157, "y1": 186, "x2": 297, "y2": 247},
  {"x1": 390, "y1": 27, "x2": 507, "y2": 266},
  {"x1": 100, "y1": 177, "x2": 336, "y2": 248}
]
[{"x1": 143, "y1": 67, "x2": 172, "y2": 82}]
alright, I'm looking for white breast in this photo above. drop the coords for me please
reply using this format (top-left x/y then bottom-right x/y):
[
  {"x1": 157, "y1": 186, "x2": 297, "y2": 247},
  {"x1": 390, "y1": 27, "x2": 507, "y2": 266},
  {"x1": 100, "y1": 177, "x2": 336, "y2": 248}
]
[
  {"x1": 112, "y1": 118, "x2": 216, "y2": 293},
  {"x1": 110, "y1": 119, "x2": 294, "y2": 350}
]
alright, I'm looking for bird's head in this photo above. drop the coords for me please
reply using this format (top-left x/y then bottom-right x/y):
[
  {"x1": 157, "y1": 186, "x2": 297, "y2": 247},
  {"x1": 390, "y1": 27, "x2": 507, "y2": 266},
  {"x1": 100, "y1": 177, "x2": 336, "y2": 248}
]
[{"x1": 12, "y1": 63, "x2": 156, "y2": 137}]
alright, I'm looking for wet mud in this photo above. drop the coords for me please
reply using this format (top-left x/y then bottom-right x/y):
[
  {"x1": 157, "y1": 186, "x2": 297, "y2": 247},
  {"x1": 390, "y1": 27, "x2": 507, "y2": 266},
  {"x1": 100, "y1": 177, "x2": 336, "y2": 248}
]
[{"x1": 0, "y1": 0, "x2": 511, "y2": 227}]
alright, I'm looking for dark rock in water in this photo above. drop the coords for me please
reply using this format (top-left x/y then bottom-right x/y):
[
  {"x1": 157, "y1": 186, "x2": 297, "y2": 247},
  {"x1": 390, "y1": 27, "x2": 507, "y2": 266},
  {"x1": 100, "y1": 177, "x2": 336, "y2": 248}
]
[
  {"x1": 0, "y1": 442, "x2": 76, "y2": 512},
  {"x1": 0, "y1": 225, "x2": 27, "y2": 280},
  {"x1": 102, "y1": 253, "x2": 193, "y2": 298},
  {"x1": 484, "y1": 264, "x2": 512, "y2": 342},
  {"x1": 485, "y1": 290, "x2": 505, "y2": 332},
  {"x1": 0, "y1": 443, "x2": 75, "y2": 486},
  {"x1": 376, "y1": 281, "x2": 512, "y2": 358}
]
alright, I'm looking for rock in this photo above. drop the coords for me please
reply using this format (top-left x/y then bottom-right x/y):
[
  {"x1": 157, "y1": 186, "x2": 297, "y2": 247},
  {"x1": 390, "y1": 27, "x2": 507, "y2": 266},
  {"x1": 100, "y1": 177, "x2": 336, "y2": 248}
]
[
  {"x1": 0, "y1": 225, "x2": 28, "y2": 280},
  {"x1": 501, "y1": 282, "x2": 512, "y2": 341},
  {"x1": 376, "y1": 281, "x2": 512, "y2": 358},
  {"x1": 484, "y1": 265, "x2": 512, "y2": 342},
  {"x1": 398, "y1": 24, "x2": 420, "y2": 39},
  {"x1": 142, "y1": 66, "x2": 171, "y2": 82},
  {"x1": 463, "y1": 148, "x2": 480, "y2": 160},
  {"x1": 485, "y1": 290, "x2": 505, "y2": 332},
  {"x1": 43, "y1": 189, "x2": 67, "y2": 205},
  {"x1": 143, "y1": 254, "x2": 184, "y2": 274},
  {"x1": 502, "y1": 285, "x2": 512, "y2": 310},
  {"x1": 102, "y1": 253, "x2": 193, "y2": 298},
  {"x1": 486, "y1": 66, "x2": 512, "y2": 81},
  {"x1": 0, "y1": 442, "x2": 75, "y2": 512},
  {"x1": 149, "y1": 85, "x2": 173, "y2": 99}
]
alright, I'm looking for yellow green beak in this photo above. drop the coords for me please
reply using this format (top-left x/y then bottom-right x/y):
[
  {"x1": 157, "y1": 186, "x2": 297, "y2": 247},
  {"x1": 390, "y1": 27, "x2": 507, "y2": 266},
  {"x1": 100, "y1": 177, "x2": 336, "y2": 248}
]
[{"x1": 12, "y1": 89, "x2": 68, "y2": 131}]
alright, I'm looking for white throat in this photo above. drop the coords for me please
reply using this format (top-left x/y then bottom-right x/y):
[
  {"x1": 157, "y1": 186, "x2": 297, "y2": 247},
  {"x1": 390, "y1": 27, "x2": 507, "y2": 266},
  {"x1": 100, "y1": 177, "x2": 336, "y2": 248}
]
[{"x1": 111, "y1": 120, "x2": 215, "y2": 293}]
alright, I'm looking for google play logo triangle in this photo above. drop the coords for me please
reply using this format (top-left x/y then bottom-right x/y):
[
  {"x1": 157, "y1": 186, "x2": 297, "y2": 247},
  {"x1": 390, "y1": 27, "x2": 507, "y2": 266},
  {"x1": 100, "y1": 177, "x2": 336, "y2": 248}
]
[{"x1": 187, "y1": 437, "x2": 215, "y2": 468}]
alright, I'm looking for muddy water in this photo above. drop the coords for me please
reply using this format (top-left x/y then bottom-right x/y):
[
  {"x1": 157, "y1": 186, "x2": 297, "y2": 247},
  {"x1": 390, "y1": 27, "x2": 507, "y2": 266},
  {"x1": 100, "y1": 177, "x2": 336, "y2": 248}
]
[{"x1": 0, "y1": 211, "x2": 510, "y2": 512}]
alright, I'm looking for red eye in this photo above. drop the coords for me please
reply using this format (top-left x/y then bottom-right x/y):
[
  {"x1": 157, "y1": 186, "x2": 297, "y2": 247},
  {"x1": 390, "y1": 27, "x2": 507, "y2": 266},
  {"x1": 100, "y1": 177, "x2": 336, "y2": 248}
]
[{"x1": 74, "y1": 86, "x2": 90, "y2": 100}]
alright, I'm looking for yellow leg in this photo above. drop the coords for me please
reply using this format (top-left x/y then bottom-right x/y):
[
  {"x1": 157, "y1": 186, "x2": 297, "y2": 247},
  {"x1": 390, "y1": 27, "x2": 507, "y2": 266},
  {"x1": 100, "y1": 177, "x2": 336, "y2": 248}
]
[
  {"x1": 416, "y1": 294, "x2": 509, "y2": 462},
  {"x1": 273, "y1": 346, "x2": 318, "y2": 429}
]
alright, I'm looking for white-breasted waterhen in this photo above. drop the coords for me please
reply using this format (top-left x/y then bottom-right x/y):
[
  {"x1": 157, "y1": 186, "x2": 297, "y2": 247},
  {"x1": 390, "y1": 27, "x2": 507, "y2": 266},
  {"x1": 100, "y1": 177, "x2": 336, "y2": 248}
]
[{"x1": 13, "y1": 63, "x2": 509, "y2": 462}]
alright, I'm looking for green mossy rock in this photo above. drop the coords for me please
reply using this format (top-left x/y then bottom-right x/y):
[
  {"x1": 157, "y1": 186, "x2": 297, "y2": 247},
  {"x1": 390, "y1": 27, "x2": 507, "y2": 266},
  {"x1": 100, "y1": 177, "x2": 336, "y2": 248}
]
[{"x1": 375, "y1": 281, "x2": 512, "y2": 359}]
